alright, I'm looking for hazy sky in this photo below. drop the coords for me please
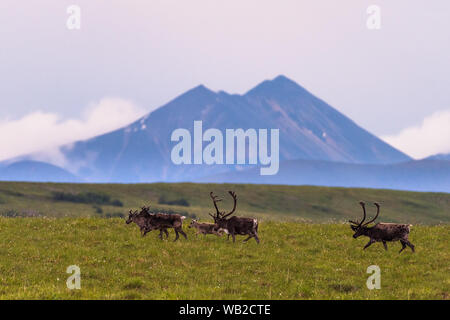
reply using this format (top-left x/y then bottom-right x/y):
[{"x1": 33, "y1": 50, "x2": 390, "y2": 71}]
[{"x1": 0, "y1": 0, "x2": 449, "y2": 160}]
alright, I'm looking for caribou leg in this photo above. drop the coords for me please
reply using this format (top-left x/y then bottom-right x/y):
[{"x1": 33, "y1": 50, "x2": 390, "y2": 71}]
[
  {"x1": 163, "y1": 229, "x2": 169, "y2": 239},
  {"x1": 254, "y1": 233, "x2": 260, "y2": 244},
  {"x1": 174, "y1": 229, "x2": 180, "y2": 241},
  {"x1": 363, "y1": 239, "x2": 375, "y2": 250},
  {"x1": 399, "y1": 240, "x2": 407, "y2": 253},
  {"x1": 405, "y1": 240, "x2": 415, "y2": 253},
  {"x1": 174, "y1": 227, "x2": 186, "y2": 240},
  {"x1": 243, "y1": 235, "x2": 253, "y2": 242},
  {"x1": 143, "y1": 228, "x2": 151, "y2": 237},
  {"x1": 382, "y1": 241, "x2": 388, "y2": 251}
]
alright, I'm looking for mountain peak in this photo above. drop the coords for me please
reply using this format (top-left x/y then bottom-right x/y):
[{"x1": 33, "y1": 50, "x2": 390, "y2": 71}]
[
  {"x1": 245, "y1": 75, "x2": 305, "y2": 96},
  {"x1": 164, "y1": 83, "x2": 217, "y2": 106},
  {"x1": 191, "y1": 84, "x2": 214, "y2": 94},
  {"x1": 273, "y1": 74, "x2": 295, "y2": 84}
]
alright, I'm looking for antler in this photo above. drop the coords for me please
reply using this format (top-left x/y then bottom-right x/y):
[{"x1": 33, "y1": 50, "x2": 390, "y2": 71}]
[
  {"x1": 210, "y1": 192, "x2": 222, "y2": 218},
  {"x1": 140, "y1": 206, "x2": 151, "y2": 216},
  {"x1": 221, "y1": 191, "x2": 237, "y2": 219},
  {"x1": 349, "y1": 201, "x2": 366, "y2": 227},
  {"x1": 363, "y1": 202, "x2": 380, "y2": 226}
]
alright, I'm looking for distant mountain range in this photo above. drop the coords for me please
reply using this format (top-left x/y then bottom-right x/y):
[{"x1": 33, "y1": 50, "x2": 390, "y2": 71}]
[
  {"x1": 0, "y1": 160, "x2": 80, "y2": 183},
  {"x1": 2, "y1": 75, "x2": 449, "y2": 192},
  {"x1": 198, "y1": 159, "x2": 450, "y2": 193},
  {"x1": 426, "y1": 153, "x2": 450, "y2": 161}
]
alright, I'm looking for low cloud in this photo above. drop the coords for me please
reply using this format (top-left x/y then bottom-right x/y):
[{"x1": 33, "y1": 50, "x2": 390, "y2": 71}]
[
  {"x1": 382, "y1": 109, "x2": 450, "y2": 159},
  {"x1": 0, "y1": 98, "x2": 146, "y2": 164}
]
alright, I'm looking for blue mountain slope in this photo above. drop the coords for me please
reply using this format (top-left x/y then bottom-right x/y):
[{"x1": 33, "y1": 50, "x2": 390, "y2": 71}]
[
  {"x1": 244, "y1": 76, "x2": 409, "y2": 163},
  {"x1": 426, "y1": 153, "x2": 450, "y2": 161},
  {"x1": 0, "y1": 161, "x2": 81, "y2": 183}
]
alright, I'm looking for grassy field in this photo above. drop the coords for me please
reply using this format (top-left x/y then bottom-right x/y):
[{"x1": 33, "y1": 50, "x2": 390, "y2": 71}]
[
  {"x1": 0, "y1": 218, "x2": 448, "y2": 299},
  {"x1": 0, "y1": 181, "x2": 449, "y2": 224},
  {"x1": 0, "y1": 182, "x2": 448, "y2": 299}
]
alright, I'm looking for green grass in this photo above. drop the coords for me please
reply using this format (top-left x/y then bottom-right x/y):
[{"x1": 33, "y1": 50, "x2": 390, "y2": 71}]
[
  {"x1": 0, "y1": 182, "x2": 449, "y2": 224},
  {"x1": 0, "y1": 182, "x2": 448, "y2": 299},
  {"x1": 0, "y1": 218, "x2": 448, "y2": 299}
]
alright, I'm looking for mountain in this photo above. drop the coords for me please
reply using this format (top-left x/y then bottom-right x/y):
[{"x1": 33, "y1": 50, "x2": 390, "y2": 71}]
[
  {"x1": 38, "y1": 75, "x2": 410, "y2": 182},
  {"x1": 426, "y1": 153, "x2": 450, "y2": 161},
  {"x1": 0, "y1": 160, "x2": 81, "y2": 183},
  {"x1": 199, "y1": 159, "x2": 450, "y2": 193}
]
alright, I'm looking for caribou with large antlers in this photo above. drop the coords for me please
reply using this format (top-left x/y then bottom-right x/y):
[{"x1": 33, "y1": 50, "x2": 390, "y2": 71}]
[
  {"x1": 208, "y1": 191, "x2": 260, "y2": 244},
  {"x1": 349, "y1": 202, "x2": 415, "y2": 253}
]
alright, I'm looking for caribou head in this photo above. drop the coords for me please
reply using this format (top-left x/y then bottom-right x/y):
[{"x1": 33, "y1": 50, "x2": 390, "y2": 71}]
[
  {"x1": 126, "y1": 210, "x2": 139, "y2": 224},
  {"x1": 349, "y1": 202, "x2": 380, "y2": 238},
  {"x1": 126, "y1": 205, "x2": 150, "y2": 224},
  {"x1": 188, "y1": 219, "x2": 197, "y2": 228}
]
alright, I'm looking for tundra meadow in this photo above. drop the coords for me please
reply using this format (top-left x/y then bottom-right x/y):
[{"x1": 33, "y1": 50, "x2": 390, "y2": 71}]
[{"x1": 0, "y1": 182, "x2": 448, "y2": 299}]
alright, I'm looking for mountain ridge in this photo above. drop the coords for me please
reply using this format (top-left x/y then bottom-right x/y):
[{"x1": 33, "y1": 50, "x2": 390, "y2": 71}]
[
  {"x1": 0, "y1": 160, "x2": 81, "y2": 183},
  {"x1": 426, "y1": 153, "x2": 450, "y2": 161}
]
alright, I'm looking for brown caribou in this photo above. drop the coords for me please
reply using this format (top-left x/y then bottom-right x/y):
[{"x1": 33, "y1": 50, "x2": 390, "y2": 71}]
[
  {"x1": 140, "y1": 207, "x2": 188, "y2": 241},
  {"x1": 126, "y1": 208, "x2": 169, "y2": 239},
  {"x1": 209, "y1": 191, "x2": 260, "y2": 244},
  {"x1": 349, "y1": 202, "x2": 415, "y2": 253},
  {"x1": 188, "y1": 219, "x2": 223, "y2": 236}
]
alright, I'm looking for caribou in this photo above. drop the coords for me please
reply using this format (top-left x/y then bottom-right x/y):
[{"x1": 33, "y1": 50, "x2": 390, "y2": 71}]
[
  {"x1": 349, "y1": 202, "x2": 415, "y2": 253},
  {"x1": 140, "y1": 207, "x2": 188, "y2": 241},
  {"x1": 126, "y1": 208, "x2": 169, "y2": 239},
  {"x1": 188, "y1": 219, "x2": 223, "y2": 236},
  {"x1": 126, "y1": 207, "x2": 187, "y2": 241},
  {"x1": 208, "y1": 191, "x2": 260, "y2": 244}
]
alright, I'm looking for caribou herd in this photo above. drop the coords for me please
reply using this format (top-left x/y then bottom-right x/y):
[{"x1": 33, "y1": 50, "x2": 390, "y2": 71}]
[{"x1": 126, "y1": 191, "x2": 415, "y2": 253}]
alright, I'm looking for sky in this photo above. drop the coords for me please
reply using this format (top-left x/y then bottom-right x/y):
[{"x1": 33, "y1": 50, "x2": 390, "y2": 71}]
[{"x1": 0, "y1": 0, "x2": 449, "y2": 160}]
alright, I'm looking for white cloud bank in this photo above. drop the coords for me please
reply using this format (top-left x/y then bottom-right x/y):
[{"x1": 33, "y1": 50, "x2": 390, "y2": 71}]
[
  {"x1": 382, "y1": 109, "x2": 450, "y2": 159},
  {"x1": 0, "y1": 98, "x2": 146, "y2": 163}
]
